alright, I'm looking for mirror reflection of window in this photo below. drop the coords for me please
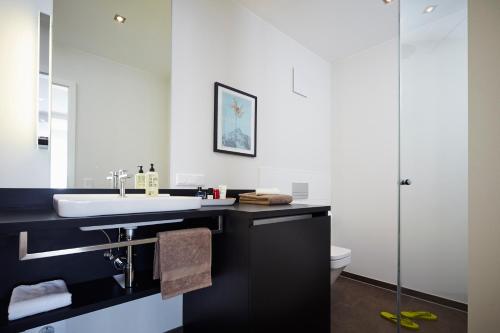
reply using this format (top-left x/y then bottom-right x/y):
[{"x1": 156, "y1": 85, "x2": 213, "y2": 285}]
[
  {"x1": 38, "y1": 73, "x2": 50, "y2": 147},
  {"x1": 37, "y1": 13, "x2": 51, "y2": 149},
  {"x1": 50, "y1": 83, "x2": 70, "y2": 188}
]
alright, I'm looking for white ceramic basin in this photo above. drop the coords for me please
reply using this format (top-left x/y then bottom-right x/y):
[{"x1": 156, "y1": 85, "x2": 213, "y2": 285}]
[{"x1": 53, "y1": 194, "x2": 202, "y2": 218}]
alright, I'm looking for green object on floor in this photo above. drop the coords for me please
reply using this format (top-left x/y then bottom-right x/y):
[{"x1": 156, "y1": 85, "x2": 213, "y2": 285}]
[
  {"x1": 401, "y1": 311, "x2": 438, "y2": 321},
  {"x1": 380, "y1": 311, "x2": 420, "y2": 330}
]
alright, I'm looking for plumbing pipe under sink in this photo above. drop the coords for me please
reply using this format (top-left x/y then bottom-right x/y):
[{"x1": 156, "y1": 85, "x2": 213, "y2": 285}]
[{"x1": 124, "y1": 228, "x2": 135, "y2": 288}]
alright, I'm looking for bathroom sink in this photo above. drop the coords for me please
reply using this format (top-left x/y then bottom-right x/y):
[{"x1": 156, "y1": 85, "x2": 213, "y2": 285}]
[{"x1": 53, "y1": 194, "x2": 202, "y2": 218}]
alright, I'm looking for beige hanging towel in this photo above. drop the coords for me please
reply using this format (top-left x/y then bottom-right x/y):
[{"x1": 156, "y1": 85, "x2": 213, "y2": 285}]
[{"x1": 153, "y1": 228, "x2": 212, "y2": 299}]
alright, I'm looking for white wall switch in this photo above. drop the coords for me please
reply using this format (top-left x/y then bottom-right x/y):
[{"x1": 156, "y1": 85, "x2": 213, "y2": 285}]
[{"x1": 175, "y1": 173, "x2": 205, "y2": 186}]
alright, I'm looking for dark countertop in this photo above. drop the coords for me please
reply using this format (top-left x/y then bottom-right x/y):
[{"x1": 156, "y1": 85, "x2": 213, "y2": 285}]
[{"x1": 0, "y1": 203, "x2": 330, "y2": 234}]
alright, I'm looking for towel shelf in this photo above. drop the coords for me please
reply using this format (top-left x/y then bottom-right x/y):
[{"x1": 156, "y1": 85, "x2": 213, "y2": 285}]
[{"x1": 19, "y1": 216, "x2": 223, "y2": 261}]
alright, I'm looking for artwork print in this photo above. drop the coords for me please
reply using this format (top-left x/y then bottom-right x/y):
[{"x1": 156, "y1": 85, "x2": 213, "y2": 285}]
[{"x1": 214, "y1": 82, "x2": 257, "y2": 157}]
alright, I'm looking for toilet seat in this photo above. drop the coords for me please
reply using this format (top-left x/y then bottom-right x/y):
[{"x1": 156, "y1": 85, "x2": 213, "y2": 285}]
[
  {"x1": 331, "y1": 246, "x2": 351, "y2": 269},
  {"x1": 331, "y1": 246, "x2": 351, "y2": 260}
]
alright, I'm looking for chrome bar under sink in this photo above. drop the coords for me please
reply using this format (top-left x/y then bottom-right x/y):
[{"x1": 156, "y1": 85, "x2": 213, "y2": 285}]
[{"x1": 18, "y1": 216, "x2": 224, "y2": 261}]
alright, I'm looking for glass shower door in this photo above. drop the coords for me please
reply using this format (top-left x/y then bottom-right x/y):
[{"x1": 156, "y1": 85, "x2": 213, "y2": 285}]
[{"x1": 399, "y1": 0, "x2": 468, "y2": 332}]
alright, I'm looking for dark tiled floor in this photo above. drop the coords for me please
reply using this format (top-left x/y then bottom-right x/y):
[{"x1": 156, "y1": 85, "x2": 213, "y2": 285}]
[
  {"x1": 169, "y1": 276, "x2": 467, "y2": 333},
  {"x1": 332, "y1": 276, "x2": 468, "y2": 333}
]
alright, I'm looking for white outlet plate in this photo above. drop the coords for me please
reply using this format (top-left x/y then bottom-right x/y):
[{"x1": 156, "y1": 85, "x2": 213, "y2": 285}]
[
  {"x1": 292, "y1": 182, "x2": 309, "y2": 200},
  {"x1": 175, "y1": 173, "x2": 205, "y2": 186}
]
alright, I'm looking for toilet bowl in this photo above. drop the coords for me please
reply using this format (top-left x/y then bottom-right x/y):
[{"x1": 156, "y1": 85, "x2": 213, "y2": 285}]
[{"x1": 330, "y1": 246, "x2": 351, "y2": 284}]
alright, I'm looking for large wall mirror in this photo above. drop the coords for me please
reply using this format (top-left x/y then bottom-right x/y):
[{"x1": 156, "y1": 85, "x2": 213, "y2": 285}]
[{"x1": 0, "y1": 0, "x2": 171, "y2": 189}]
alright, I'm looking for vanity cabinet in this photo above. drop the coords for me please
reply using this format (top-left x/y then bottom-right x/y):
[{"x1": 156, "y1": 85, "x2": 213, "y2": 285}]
[
  {"x1": 0, "y1": 189, "x2": 329, "y2": 332},
  {"x1": 250, "y1": 215, "x2": 330, "y2": 332},
  {"x1": 184, "y1": 210, "x2": 331, "y2": 333}
]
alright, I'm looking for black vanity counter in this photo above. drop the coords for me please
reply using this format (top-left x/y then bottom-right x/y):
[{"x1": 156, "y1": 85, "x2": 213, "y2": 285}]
[
  {"x1": 0, "y1": 189, "x2": 330, "y2": 333},
  {"x1": 0, "y1": 203, "x2": 330, "y2": 234}
]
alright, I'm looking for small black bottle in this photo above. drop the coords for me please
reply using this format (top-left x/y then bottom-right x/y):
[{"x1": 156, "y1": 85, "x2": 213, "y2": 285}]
[{"x1": 195, "y1": 186, "x2": 206, "y2": 199}]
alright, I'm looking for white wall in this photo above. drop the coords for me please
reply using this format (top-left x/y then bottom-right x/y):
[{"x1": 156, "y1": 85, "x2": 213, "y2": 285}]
[
  {"x1": 468, "y1": 0, "x2": 500, "y2": 331},
  {"x1": 331, "y1": 40, "x2": 400, "y2": 284},
  {"x1": 170, "y1": 0, "x2": 332, "y2": 204},
  {"x1": 0, "y1": 0, "x2": 52, "y2": 188},
  {"x1": 52, "y1": 45, "x2": 170, "y2": 188},
  {"x1": 400, "y1": 9, "x2": 468, "y2": 303}
]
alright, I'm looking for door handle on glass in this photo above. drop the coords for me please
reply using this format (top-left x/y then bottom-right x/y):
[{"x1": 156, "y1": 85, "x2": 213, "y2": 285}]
[{"x1": 400, "y1": 179, "x2": 412, "y2": 186}]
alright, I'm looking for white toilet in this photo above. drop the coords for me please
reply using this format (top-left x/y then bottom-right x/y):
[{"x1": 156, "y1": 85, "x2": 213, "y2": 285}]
[{"x1": 330, "y1": 246, "x2": 351, "y2": 284}]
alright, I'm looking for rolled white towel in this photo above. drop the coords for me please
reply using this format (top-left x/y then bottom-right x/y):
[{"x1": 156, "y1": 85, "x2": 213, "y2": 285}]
[
  {"x1": 255, "y1": 188, "x2": 281, "y2": 195},
  {"x1": 8, "y1": 279, "x2": 72, "y2": 320}
]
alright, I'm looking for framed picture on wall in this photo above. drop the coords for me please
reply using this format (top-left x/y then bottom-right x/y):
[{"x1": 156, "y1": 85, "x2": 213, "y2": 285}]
[{"x1": 214, "y1": 82, "x2": 257, "y2": 157}]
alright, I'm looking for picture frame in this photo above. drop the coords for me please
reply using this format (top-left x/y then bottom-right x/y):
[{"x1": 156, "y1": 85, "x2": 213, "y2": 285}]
[{"x1": 214, "y1": 82, "x2": 257, "y2": 157}]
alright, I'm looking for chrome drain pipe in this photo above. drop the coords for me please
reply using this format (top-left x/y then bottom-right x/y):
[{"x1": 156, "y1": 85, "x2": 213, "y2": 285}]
[{"x1": 124, "y1": 228, "x2": 135, "y2": 288}]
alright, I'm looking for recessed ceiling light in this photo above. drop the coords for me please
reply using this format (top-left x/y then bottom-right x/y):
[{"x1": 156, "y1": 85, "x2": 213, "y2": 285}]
[
  {"x1": 114, "y1": 14, "x2": 126, "y2": 23},
  {"x1": 382, "y1": 0, "x2": 393, "y2": 4},
  {"x1": 423, "y1": 5, "x2": 437, "y2": 14}
]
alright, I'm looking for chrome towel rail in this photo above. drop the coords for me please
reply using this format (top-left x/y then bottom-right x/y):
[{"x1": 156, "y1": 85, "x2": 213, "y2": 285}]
[{"x1": 19, "y1": 216, "x2": 223, "y2": 261}]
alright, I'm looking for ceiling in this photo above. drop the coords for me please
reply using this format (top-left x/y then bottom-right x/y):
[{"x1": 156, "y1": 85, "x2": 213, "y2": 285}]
[
  {"x1": 402, "y1": 0, "x2": 467, "y2": 47},
  {"x1": 51, "y1": 0, "x2": 465, "y2": 72},
  {"x1": 53, "y1": 0, "x2": 171, "y2": 78},
  {"x1": 236, "y1": 0, "x2": 399, "y2": 62},
  {"x1": 401, "y1": 0, "x2": 466, "y2": 33},
  {"x1": 236, "y1": 0, "x2": 466, "y2": 63}
]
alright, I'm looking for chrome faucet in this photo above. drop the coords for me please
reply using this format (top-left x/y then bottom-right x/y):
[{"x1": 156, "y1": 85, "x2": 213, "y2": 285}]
[
  {"x1": 118, "y1": 170, "x2": 131, "y2": 197},
  {"x1": 106, "y1": 171, "x2": 119, "y2": 189}
]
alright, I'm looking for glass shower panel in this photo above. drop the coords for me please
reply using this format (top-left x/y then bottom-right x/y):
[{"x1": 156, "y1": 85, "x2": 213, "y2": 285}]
[{"x1": 399, "y1": 0, "x2": 468, "y2": 332}]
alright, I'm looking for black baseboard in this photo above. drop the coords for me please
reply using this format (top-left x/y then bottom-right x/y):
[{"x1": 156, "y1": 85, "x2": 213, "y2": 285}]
[
  {"x1": 165, "y1": 327, "x2": 183, "y2": 333},
  {"x1": 340, "y1": 271, "x2": 468, "y2": 312}
]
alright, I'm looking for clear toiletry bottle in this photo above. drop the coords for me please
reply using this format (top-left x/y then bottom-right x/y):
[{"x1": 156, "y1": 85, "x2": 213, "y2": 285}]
[
  {"x1": 135, "y1": 165, "x2": 145, "y2": 190},
  {"x1": 145, "y1": 163, "x2": 159, "y2": 197}
]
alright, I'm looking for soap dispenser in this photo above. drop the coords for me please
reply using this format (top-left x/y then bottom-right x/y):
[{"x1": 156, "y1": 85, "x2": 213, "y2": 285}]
[
  {"x1": 145, "y1": 163, "x2": 159, "y2": 197},
  {"x1": 135, "y1": 165, "x2": 145, "y2": 190}
]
